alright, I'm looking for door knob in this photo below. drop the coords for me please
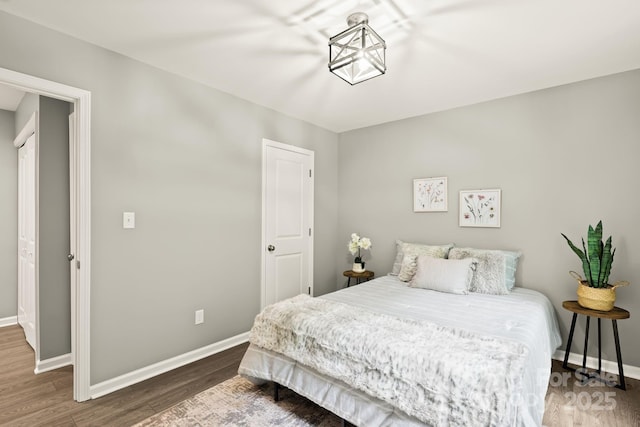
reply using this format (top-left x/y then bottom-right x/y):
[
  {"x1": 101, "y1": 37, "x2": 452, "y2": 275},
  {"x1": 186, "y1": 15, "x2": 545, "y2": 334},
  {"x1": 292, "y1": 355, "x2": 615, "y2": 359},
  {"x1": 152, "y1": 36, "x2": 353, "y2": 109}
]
[
  {"x1": 68, "y1": 254, "x2": 75, "y2": 261},
  {"x1": 267, "y1": 245, "x2": 275, "y2": 252}
]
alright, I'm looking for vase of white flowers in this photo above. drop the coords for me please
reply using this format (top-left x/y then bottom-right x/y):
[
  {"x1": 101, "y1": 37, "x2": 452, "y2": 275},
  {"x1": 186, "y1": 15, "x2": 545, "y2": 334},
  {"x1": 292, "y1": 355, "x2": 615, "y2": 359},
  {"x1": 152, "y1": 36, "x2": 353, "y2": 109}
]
[{"x1": 348, "y1": 233, "x2": 372, "y2": 273}]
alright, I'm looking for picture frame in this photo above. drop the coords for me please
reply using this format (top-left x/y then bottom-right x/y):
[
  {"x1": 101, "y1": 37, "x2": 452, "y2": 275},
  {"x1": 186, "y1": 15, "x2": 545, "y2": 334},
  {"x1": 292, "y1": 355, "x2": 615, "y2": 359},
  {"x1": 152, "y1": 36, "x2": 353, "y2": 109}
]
[
  {"x1": 413, "y1": 177, "x2": 448, "y2": 212},
  {"x1": 459, "y1": 189, "x2": 501, "y2": 227}
]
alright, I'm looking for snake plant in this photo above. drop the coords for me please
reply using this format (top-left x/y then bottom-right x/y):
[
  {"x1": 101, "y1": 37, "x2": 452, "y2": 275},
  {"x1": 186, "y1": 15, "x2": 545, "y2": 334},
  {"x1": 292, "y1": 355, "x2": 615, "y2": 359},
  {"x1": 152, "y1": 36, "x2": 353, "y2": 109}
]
[{"x1": 561, "y1": 220, "x2": 615, "y2": 288}]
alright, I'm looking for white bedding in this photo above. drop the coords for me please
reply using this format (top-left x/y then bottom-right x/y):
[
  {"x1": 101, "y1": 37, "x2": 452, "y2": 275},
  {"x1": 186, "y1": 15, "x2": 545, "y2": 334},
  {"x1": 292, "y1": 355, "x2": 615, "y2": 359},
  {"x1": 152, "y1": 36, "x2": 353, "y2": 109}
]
[{"x1": 239, "y1": 275, "x2": 562, "y2": 426}]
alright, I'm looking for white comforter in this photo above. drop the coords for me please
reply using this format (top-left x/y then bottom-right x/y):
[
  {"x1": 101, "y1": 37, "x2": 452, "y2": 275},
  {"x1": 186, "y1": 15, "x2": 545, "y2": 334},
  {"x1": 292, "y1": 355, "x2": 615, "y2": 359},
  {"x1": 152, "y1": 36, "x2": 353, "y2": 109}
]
[{"x1": 239, "y1": 276, "x2": 562, "y2": 426}]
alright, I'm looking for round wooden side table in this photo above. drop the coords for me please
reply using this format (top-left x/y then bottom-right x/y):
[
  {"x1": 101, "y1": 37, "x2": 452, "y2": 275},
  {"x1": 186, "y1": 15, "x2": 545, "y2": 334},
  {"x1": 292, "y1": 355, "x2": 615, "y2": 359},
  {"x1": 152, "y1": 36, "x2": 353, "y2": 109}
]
[
  {"x1": 343, "y1": 270, "x2": 374, "y2": 287},
  {"x1": 561, "y1": 300, "x2": 630, "y2": 390}
]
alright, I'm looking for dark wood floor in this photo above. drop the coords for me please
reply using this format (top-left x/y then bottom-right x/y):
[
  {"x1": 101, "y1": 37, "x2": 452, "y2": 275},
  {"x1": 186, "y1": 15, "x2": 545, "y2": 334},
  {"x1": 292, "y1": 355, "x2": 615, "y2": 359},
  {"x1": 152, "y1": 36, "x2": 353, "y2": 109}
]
[
  {"x1": 1, "y1": 324, "x2": 639, "y2": 426},
  {"x1": 0, "y1": 325, "x2": 247, "y2": 426},
  {"x1": 544, "y1": 359, "x2": 639, "y2": 426}
]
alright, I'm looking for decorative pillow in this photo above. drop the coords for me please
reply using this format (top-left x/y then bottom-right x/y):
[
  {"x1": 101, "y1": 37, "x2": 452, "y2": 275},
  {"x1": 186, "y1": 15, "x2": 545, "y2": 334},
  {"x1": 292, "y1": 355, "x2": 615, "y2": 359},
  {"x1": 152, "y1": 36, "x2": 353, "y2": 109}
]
[
  {"x1": 448, "y1": 247, "x2": 521, "y2": 295},
  {"x1": 390, "y1": 240, "x2": 454, "y2": 276},
  {"x1": 397, "y1": 253, "x2": 419, "y2": 282},
  {"x1": 409, "y1": 255, "x2": 477, "y2": 294}
]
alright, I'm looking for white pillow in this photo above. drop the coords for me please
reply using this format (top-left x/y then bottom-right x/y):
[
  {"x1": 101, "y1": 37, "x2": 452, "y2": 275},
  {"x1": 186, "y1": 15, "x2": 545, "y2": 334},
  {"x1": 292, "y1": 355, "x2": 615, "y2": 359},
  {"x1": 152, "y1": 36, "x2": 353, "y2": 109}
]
[
  {"x1": 409, "y1": 256, "x2": 477, "y2": 294},
  {"x1": 390, "y1": 240, "x2": 454, "y2": 276}
]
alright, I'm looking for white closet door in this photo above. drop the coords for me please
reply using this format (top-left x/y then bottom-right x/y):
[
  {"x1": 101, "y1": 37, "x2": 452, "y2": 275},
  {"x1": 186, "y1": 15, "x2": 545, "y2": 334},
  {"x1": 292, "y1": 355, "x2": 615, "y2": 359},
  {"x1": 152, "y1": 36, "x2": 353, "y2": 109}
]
[
  {"x1": 18, "y1": 133, "x2": 37, "y2": 350},
  {"x1": 263, "y1": 141, "x2": 314, "y2": 308}
]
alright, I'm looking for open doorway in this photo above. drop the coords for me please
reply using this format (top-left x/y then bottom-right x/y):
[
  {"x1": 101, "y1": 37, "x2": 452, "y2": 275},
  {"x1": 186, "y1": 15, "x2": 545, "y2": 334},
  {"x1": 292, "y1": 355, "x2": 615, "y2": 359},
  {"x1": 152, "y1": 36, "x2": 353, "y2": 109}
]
[
  {"x1": 12, "y1": 96, "x2": 73, "y2": 370},
  {"x1": 0, "y1": 67, "x2": 91, "y2": 402}
]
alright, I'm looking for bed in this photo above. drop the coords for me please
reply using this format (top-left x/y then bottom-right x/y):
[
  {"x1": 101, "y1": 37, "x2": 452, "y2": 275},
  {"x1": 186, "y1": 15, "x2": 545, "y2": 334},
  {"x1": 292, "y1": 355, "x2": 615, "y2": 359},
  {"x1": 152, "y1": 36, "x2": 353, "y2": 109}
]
[{"x1": 238, "y1": 245, "x2": 562, "y2": 427}]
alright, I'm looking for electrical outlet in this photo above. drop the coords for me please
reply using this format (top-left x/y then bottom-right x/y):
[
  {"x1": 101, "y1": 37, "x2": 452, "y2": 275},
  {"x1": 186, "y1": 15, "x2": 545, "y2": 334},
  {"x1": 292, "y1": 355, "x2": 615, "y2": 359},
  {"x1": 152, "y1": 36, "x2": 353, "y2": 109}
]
[{"x1": 195, "y1": 309, "x2": 204, "y2": 325}]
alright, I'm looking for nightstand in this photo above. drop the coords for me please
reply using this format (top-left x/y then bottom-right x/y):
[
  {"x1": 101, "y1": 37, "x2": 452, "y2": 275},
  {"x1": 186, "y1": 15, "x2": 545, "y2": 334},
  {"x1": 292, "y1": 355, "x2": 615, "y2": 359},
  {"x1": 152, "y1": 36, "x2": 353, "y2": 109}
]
[
  {"x1": 561, "y1": 300, "x2": 630, "y2": 390},
  {"x1": 343, "y1": 270, "x2": 374, "y2": 287}
]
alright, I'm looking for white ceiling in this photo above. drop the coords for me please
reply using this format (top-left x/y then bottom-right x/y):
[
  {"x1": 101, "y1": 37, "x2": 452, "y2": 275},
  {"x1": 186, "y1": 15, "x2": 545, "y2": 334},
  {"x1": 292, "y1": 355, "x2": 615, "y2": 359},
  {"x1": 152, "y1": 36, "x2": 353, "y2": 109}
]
[{"x1": 2, "y1": 0, "x2": 640, "y2": 132}]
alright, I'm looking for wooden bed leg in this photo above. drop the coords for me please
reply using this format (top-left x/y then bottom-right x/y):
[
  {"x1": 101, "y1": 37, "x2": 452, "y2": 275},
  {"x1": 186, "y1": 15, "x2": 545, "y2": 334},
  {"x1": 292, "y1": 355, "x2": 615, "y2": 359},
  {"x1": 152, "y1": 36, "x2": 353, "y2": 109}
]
[{"x1": 273, "y1": 382, "x2": 280, "y2": 402}]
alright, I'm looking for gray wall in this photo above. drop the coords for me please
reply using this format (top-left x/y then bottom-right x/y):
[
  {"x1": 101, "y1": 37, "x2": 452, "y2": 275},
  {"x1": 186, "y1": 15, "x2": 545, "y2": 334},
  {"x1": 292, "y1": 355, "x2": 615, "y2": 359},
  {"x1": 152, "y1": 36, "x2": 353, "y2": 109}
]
[
  {"x1": 38, "y1": 96, "x2": 71, "y2": 359},
  {"x1": 0, "y1": 109, "x2": 17, "y2": 319},
  {"x1": 0, "y1": 11, "x2": 339, "y2": 384},
  {"x1": 338, "y1": 69, "x2": 640, "y2": 367}
]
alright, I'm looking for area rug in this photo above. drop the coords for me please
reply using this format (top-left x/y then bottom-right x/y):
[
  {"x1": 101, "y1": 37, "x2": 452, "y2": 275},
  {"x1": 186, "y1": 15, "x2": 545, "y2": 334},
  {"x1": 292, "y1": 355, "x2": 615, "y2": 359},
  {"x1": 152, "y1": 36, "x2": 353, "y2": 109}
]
[{"x1": 134, "y1": 375, "x2": 342, "y2": 426}]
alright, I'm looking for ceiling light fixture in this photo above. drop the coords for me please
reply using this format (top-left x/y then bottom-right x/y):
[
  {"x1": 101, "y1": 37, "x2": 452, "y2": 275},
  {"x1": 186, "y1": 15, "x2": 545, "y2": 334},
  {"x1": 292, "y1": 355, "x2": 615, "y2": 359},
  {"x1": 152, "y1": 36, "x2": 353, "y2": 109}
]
[{"x1": 328, "y1": 12, "x2": 386, "y2": 85}]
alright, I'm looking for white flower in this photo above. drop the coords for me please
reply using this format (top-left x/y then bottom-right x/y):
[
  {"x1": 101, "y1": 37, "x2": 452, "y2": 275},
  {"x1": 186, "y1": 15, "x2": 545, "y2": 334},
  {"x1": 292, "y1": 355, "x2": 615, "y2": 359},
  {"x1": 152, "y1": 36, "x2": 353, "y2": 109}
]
[
  {"x1": 347, "y1": 233, "x2": 372, "y2": 256},
  {"x1": 348, "y1": 241, "x2": 359, "y2": 256},
  {"x1": 360, "y1": 237, "x2": 372, "y2": 250}
]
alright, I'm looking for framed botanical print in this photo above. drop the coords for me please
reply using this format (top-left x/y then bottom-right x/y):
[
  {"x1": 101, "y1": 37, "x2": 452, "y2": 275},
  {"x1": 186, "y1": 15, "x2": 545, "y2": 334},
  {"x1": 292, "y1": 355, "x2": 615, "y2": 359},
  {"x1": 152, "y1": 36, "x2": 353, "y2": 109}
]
[
  {"x1": 459, "y1": 189, "x2": 501, "y2": 227},
  {"x1": 413, "y1": 177, "x2": 447, "y2": 212}
]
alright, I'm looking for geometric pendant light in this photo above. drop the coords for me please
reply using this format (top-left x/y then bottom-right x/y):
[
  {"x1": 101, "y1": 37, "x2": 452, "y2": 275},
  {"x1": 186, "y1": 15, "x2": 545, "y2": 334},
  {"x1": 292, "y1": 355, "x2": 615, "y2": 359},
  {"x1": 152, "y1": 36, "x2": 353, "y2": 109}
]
[{"x1": 328, "y1": 12, "x2": 386, "y2": 85}]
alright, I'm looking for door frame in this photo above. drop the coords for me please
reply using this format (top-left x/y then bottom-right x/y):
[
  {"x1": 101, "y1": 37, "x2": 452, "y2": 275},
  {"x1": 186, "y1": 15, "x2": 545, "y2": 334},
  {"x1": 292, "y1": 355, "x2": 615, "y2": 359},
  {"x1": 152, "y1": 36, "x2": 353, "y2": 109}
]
[
  {"x1": 261, "y1": 138, "x2": 314, "y2": 310},
  {"x1": 0, "y1": 67, "x2": 92, "y2": 402}
]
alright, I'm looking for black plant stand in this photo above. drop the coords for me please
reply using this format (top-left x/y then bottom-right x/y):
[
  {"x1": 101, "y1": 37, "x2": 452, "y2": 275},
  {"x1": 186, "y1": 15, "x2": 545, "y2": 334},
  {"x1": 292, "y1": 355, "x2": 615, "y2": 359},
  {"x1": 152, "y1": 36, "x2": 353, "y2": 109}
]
[{"x1": 561, "y1": 300, "x2": 630, "y2": 390}]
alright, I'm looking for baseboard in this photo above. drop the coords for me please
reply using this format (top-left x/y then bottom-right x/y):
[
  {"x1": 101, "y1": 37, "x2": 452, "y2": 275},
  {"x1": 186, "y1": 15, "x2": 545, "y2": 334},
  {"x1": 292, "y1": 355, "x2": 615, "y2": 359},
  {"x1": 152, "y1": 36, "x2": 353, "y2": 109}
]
[
  {"x1": 35, "y1": 353, "x2": 73, "y2": 374},
  {"x1": 0, "y1": 316, "x2": 18, "y2": 328},
  {"x1": 90, "y1": 331, "x2": 250, "y2": 399},
  {"x1": 553, "y1": 349, "x2": 640, "y2": 380}
]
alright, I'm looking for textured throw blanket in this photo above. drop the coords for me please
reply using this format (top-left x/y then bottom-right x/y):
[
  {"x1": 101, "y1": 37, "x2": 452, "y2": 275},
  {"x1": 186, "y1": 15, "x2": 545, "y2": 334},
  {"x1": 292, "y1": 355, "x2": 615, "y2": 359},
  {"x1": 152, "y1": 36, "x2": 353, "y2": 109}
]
[{"x1": 249, "y1": 294, "x2": 529, "y2": 426}]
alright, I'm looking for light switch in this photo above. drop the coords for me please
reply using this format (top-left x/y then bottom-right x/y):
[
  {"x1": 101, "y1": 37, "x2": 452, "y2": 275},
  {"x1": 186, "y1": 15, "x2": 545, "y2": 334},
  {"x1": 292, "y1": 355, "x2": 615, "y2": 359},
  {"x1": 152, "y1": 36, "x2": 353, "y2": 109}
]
[
  {"x1": 195, "y1": 309, "x2": 204, "y2": 325},
  {"x1": 123, "y1": 212, "x2": 135, "y2": 229}
]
